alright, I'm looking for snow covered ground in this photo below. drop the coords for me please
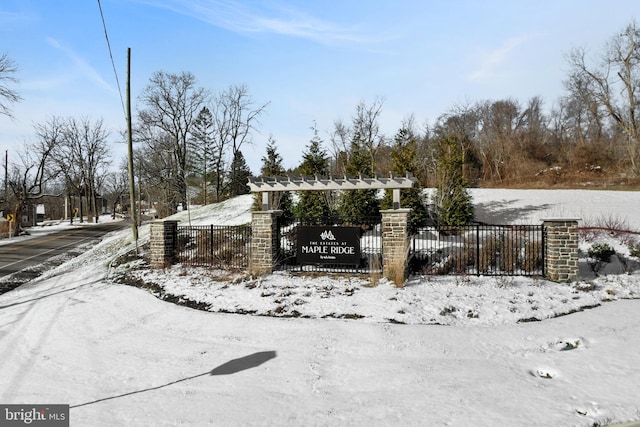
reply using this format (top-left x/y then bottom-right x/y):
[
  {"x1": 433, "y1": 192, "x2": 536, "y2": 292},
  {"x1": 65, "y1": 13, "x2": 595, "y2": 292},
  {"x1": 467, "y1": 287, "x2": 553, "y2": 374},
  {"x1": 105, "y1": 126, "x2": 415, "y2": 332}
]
[{"x1": 0, "y1": 189, "x2": 639, "y2": 426}]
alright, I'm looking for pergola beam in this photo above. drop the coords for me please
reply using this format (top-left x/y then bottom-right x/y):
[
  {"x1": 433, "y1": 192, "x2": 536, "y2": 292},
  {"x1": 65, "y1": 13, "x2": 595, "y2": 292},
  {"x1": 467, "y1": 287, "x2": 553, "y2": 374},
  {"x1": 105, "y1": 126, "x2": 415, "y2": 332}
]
[
  {"x1": 248, "y1": 172, "x2": 416, "y2": 192},
  {"x1": 248, "y1": 172, "x2": 417, "y2": 210}
]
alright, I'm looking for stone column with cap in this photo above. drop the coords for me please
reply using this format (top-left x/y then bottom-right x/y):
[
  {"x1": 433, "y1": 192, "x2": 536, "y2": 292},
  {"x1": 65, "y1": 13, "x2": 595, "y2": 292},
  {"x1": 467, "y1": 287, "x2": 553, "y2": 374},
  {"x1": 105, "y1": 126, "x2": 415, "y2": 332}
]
[
  {"x1": 381, "y1": 208, "x2": 411, "y2": 286},
  {"x1": 150, "y1": 220, "x2": 179, "y2": 269},
  {"x1": 542, "y1": 218, "x2": 580, "y2": 282},
  {"x1": 250, "y1": 210, "x2": 282, "y2": 275}
]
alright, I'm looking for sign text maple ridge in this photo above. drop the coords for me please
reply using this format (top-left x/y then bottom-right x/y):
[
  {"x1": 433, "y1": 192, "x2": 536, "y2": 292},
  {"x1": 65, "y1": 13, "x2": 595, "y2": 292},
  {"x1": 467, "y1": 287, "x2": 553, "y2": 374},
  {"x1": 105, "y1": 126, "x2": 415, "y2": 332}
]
[{"x1": 297, "y1": 226, "x2": 361, "y2": 265}]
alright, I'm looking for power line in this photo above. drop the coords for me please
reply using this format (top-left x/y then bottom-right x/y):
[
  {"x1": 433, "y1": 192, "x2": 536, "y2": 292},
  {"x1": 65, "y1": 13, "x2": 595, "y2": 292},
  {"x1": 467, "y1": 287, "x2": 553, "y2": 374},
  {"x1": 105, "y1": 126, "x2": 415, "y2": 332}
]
[{"x1": 97, "y1": 0, "x2": 127, "y2": 121}]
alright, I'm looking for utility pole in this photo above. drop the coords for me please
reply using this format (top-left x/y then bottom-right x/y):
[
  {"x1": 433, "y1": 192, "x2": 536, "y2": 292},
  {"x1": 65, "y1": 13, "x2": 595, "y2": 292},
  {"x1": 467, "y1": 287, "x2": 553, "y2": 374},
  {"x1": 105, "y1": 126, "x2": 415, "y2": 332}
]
[
  {"x1": 126, "y1": 47, "x2": 138, "y2": 242},
  {"x1": 3, "y1": 150, "x2": 7, "y2": 202}
]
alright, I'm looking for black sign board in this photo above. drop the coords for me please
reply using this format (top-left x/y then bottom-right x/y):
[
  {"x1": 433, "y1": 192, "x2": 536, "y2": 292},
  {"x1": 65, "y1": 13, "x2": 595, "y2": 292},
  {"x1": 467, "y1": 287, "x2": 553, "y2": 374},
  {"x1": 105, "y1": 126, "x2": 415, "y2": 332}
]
[{"x1": 297, "y1": 226, "x2": 361, "y2": 265}]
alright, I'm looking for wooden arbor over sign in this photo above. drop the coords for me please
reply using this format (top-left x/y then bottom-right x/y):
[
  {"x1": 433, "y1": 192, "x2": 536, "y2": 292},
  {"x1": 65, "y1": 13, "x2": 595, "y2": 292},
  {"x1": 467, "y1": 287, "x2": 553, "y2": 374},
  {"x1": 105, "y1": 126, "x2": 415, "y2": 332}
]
[{"x1": 247, "y1": 172, "x2": 417, "y2": 210}]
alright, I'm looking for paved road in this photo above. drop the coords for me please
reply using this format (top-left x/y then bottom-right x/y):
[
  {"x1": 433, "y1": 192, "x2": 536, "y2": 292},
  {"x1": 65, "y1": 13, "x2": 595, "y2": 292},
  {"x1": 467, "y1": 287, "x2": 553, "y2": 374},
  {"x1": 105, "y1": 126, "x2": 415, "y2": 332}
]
[
  {"x1": 608, "y1": 421, "x2": 640, "y2": 427},
  {"x1": 0, "y1": 222, "x2": 128, "y2": 294}
]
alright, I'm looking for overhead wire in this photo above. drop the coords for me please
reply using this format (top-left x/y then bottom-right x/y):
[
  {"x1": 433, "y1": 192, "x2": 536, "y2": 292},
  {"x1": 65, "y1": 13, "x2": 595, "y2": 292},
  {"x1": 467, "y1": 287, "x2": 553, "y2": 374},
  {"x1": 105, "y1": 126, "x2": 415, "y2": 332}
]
[{"x1": 97, "y1": 0, "x2": 127, "y2": 121}]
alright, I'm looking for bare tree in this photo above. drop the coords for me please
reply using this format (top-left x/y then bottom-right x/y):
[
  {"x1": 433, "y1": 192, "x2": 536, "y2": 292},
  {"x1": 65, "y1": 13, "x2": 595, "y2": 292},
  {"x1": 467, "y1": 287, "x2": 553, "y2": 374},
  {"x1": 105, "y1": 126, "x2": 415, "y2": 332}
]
[
  {"x1": 45, "y1": 117, "x2": 111, "y2": 223},
  {"x1": 212, "y1": 84, "x2": 269, "y2": 197},
  {"x1": 566, "y1": 20, "x2": 640, "y2": 175},
  {"x1": 102, "y1": 159, "x2": 129, "y2": 219},
  {"x1": 0, "y1": 53, "x2": 21, "y2": 118},
  {"x1": 475, "y1": 99, "x2": 525, "y2": 182},
  {"x1": 433, "y1": 101, "x2": 481, "y2": 182},
  {"x1": 329, "y1": 119, "x2": 350, "y2": 175},
  {"x1": 136, "y1": 129, "x2": 179, "y2": 217},
  {"x1": 137, "y1": 71, "x2": 210, "y2": 210},
  {"x1": 554, "y1": 88, "x2": 606, "y2": 148},
  {"x1": 6, "y1": 118, "x2": 62, "y2": 226},
  {"x1": 520, "y1": 97, "x2": 551, "y2": 162},
  {"x1": 65, "y1": 117, "x2": 110, "y2": 222},
  {"x1": 329, "y1": 98, "x2": 386, "y2": 176},
  {"x1": 352, "y1": 97, "x2": 385, "y2": 174}
]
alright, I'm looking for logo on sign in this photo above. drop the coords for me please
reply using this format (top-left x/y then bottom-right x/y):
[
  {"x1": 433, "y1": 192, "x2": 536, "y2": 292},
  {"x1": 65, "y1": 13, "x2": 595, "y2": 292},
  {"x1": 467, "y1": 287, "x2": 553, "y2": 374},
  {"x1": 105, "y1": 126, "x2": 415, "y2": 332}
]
[{"x1": 320, "y1": 230, "x2": 336, "y2": 241}]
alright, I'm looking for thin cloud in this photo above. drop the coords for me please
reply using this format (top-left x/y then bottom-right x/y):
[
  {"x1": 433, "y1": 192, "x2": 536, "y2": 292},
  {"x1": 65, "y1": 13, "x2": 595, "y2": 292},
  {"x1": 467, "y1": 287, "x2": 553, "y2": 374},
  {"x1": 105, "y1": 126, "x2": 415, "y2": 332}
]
[
  {"x1": 135, "y1": 0, "x2": 378, "y2": 45},
  {"x1": 0, "y1": 10, "x2": 34, "y2": 29},
  {"x1": 0, "y1": 10, "x2": 20, "y2": 23},
  {"x1": 46, "y1": 37, "x2": 115, "y2": 94},
  {"x1": 467, "y1": 34, "x2": 540, "y2": 82}
]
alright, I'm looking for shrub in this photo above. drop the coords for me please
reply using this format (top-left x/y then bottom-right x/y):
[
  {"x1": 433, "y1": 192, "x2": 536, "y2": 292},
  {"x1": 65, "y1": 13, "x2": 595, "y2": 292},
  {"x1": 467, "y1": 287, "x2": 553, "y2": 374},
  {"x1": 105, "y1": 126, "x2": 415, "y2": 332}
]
[
  {"x1": 385, "y1": 252, "x2": 407, "y2": 287},
  {"x1": 629, "y1": 240, "x2": 640, "y2": 258},
  {"x1": 522, "y1": 240, "x2": 543, "y2": 272},
  {"x1": 500, "y1": 234, "x2": 520, "y2": 274},
  {"x1": 595, "y1": 213, "x2": 629, "y2": 236},
  {"x1": 436, "y1": 252, "x2": 472, "y2": 275},
  {"x1": 477, "y1": 234, "x2": 498, "y2": 272},
  {"x1": 587, "y1": 243, "x2": 616, "y2": 262}
]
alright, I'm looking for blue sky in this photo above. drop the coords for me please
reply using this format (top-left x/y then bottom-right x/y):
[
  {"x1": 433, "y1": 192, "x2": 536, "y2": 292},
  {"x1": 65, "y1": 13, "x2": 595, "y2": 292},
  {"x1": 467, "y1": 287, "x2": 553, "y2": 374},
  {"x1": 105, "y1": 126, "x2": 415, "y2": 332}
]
[{"x1": 1, "y1": 0, "x2": 639, "y2": 172}]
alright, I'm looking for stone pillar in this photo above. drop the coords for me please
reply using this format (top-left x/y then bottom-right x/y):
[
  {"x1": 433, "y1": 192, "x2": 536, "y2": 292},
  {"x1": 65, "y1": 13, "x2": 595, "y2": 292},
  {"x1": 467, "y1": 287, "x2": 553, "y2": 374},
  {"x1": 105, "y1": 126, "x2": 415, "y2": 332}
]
[
  {"x1": 150, "y1": 220, "x2": 179, "y2": 269},
  {"x1": 250, "y1": 210, "x2": 282, "y2": 275},
  {"x1": 381, "y1": 209, "x2": 411, "y2": 286},
  {"x1": 542, "y1": 218, "x2": 580, "y2": 282}
]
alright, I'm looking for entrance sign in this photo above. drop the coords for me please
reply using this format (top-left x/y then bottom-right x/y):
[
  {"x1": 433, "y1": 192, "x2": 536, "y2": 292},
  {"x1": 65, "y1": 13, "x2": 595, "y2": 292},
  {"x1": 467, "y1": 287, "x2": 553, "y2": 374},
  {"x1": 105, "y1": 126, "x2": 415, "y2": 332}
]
[{"x1": 297, "y1": 226, "x2": 360, "y2": 265}]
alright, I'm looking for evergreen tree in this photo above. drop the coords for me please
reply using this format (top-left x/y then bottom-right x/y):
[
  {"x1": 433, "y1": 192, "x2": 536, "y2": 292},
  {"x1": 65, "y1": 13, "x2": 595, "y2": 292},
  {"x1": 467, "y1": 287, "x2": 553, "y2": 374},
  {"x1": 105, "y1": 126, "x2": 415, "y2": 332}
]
[
  {"x1": 337, "y1": 134, "x2": 380, "y2": 225},
  {"x1": 189, "y1": 106, "x2": 217, "y2": 205},
  {"x1": 295, "y1": 129, "x2": 332, "y2": 224},
  {"x1": 253, "y1": 137, "x2": 293, "y2": 219},
  {"x1": 228, "y1": 150, "x2": 251, "y2": 197},
  {"x1": 381, "y1": 127, "x2": 429, "y2": 231},
  {"x1": 433, "y1": 136, "x2": 474, "y2": 225}
]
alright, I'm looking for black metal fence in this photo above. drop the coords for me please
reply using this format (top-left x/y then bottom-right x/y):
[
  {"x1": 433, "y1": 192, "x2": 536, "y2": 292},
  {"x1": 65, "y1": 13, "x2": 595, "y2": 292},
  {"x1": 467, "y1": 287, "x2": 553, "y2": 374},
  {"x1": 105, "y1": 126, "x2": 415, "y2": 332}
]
[
  {"x1": 409, "y1": 224, "x2": 544, "y2": 276},
  {"x1": 176, "y1": 225, "x2": 251, "y2": 269},
  {"x1": 173, "y1": 221, "x2": 544, "y2": 277},
  {"x1": 276, "y1": 216, "x2": 383, "y2": 274}
]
